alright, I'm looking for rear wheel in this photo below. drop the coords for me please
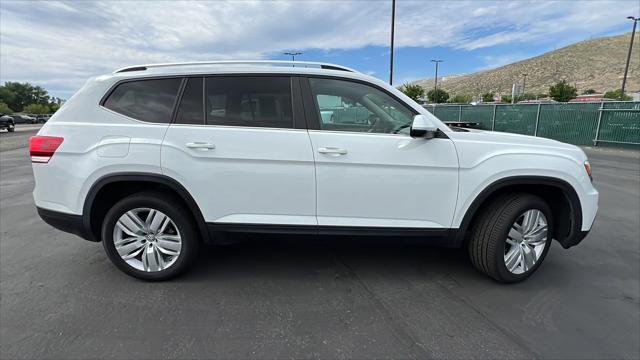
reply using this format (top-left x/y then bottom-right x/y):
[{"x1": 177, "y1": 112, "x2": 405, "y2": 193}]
[
  {"x1": 468, "y1": 193, "x2": 552, "y2": 283},
  {"x1": 7, "y1": 122, "x2": 14, "y2": 132},
  {"x1": 101, "y1": 192, "x2": 199, "y2": 281}
]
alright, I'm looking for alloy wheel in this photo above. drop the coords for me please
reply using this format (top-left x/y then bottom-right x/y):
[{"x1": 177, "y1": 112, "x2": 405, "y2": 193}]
[
  {"x1": 112, "y1": 208, "x2": 182, "y2": 272},
  {"x1": 504, "y1": 209, "x2": 548, "y2": 274}
]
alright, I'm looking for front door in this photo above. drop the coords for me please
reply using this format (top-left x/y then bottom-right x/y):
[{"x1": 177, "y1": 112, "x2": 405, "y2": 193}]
[
  {"x1": 161, "y1": 76, "x2": 316, "y2": 226},
  {"x1": 303, "y1": 77, "x2": 458, "y2": 229}
]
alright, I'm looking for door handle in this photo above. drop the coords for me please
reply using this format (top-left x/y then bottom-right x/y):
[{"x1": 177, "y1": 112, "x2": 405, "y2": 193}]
[
  {"x1": 318, "y1": 147, "x2": 347, "y2": 155},
  {"x1": 186, "y1": 142, "x2": 215, "y2": 150}
]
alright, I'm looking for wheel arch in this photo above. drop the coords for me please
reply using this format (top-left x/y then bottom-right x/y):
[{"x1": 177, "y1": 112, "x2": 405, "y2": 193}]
[
  {"x1": 456, "y1": 176, "x2": 583, "y2": 249},
  {"x1": 82, "y1": 173, "x2": 210, "y2": 243}
]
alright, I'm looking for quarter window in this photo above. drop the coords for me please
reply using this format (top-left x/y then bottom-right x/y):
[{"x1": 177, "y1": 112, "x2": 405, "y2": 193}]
[
  {"x1": 308, "y1": 78, "x2": 414, "y2": 134},
  {"x1": 205, "y1": 76, "x2": 293, "y2": 128},
  {"x1": 103, "y1": 78, "x2": 182, "y2": 123}
]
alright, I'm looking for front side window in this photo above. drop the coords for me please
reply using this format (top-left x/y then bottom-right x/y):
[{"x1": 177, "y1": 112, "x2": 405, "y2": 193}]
[
  {"x1": 308, "y1": 78, "x2": 414, "y2": 134},
  {"x1": 103, "y1": 78, "x2": 182, "y2": 123},
  {"x1": 205, "y1": 76, "x2": 293, "y2": 128}
]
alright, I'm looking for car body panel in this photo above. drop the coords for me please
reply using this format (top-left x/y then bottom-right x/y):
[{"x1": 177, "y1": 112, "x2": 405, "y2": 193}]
[
  {"x1": 161, "y1": 124, "x2": 317, "y2": 225},
  {"x1": 308, "y1": 130, "x2": 459, "y2": 228}
]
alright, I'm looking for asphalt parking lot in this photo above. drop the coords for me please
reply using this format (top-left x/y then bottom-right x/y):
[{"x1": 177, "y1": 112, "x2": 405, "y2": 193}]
[{"x1": 1, "y1": 128, "x2": 639, "y2": 359}]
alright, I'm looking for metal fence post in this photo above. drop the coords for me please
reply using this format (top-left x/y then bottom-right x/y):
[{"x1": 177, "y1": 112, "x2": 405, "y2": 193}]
[
  {"x1": 534, "y1": 103, "x2": 541, "y2": 136},
  {"x1": 458, "y1": 105, "x2": 462, "y2": 122},
  {"x1": 491, "y1": 104, "x2": 497, "y2": 131},
  {"x1": 593, "y1": 101, "x2": 604, "y2": 146}
]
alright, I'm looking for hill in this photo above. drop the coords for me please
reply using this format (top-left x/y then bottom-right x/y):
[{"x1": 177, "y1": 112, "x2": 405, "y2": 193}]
[{"x1": 410, "y1": 33, "x2": 640, "y2": 97}]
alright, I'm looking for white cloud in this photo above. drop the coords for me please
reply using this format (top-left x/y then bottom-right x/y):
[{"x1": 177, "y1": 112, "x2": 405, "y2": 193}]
[{"x1": 0, "y1": 0, "x2": 635, "y2": 98}]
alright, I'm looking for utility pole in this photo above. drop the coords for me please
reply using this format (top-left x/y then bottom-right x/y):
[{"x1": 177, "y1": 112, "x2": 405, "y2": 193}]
[
  {"x1": 283, "y1": 51, "x2": 302, "y2": 64},
  {"x1": 389, "y1": 0, "x2": 396, "y2": 85},
  {"x1": 522, "y1": 73, "x2": 528, "y2": 96},
  {"x1": 621, "y1": 16, "x2": 638, "y2": 100},
  {"x1": 431, "y1": 59, "x2": 443, "y2": 103}
]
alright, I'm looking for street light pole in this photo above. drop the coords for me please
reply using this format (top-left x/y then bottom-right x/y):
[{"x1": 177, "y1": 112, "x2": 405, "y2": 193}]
[
  {"x1": 431, "y1": 59, "x2": 443, "y2": 103},
  {"x1": 283, "y1": 51, "x2": 303, "y2": 65},
  {"x1": 389, "y1": 0, "x2": 396, "y2": 85},
  {"x1": 621, "y1": 16, "x2": 638, "y2": 100}
]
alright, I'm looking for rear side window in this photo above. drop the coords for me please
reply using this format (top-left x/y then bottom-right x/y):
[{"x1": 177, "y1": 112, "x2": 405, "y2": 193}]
[
  {"x1": 175, "y1": 78, "x2": 204, "y2": 125},
  {"x1": 205, "y1": 76, "x2": 293, "y2": 128},
  {"x1": 103, "y1": 78, "x2": 182, "y2": 123}
]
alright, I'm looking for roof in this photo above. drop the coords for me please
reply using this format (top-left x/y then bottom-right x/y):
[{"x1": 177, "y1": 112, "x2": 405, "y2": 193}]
[
  {"x1": 102, "y1": 60, "x2": 388, "y2": 90},
  {"x1": 113, "y1": 60, "x2": 358, "y2": 75}
]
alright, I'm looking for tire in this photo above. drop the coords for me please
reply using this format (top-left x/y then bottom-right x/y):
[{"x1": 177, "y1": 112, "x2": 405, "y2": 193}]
[
  {"x1": 7, "y1": 122, "x2": 14, "y2": 132},
  {"x1": 101, "y1": 191, "x2": 200, "y2": 281},
  {"x1": 468, "y1": 193, "x2": 553, "y2": 283}
]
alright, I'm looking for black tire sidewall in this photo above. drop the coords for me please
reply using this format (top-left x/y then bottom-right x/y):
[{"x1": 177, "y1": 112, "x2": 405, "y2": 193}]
[
  {"x1": 101, "y1": 192, "x2": 199, "y2": 281},
  {"x1": 494, "y1": 197, "x2": 553, "y2": 283}
]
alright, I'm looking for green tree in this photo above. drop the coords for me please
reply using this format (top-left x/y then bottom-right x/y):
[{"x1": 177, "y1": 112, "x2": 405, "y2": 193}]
[
  {"x1": 400, "y1": 83, "x2": 425, "y2": 102},
  {"x1": 603, "y1": 89, "x2": 632, "y2": 101},
  {"x1": 450, "y1": 94, "x2": 472, "y2": 103},
  {"x1": 0, "y1": 82, "x2": 52, "y2": 112},
  {"x1": 0, "y1": 101, "x2": 13, "y2": 114},
  {"x1": 399, "y1": 83, "x2": 424, "y2": 102},
  {"x1": 582, "y1": 89, "x2": 597, "y2": 95},
  {"x1": 482, "y1": 92, "x2": 495, "y2": 102},
  {"x1": 549, "y1": 80, "x2": 577, "y2": 102},
  {"x1": 427, "y1": 88, "x2": 449, "y2": 103},
  {"x1": 501, "y1": 95, "x2": 513, "y2": 103},
  {"x1": 23, "y1": 103, "x2": 50, "y2": 114},
  {"x1": 520, "y1": 93, "x2": 538, "y2": 101}
]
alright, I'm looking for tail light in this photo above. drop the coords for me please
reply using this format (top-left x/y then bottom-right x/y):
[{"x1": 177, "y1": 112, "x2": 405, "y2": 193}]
[
  {"x1": 30, "y1": 136, "x2": 64, "y2": 163},
  {"x1": 584, "y1": 160, "x2": 593, "y2": 181}
]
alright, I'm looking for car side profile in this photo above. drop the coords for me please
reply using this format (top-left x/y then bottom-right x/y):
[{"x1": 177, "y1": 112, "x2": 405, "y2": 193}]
[
  {"x1": 31, "y1": 61, "x2": 598, "y2": 282},
  {"x1": 12, "y1": 114, "x2": 36, "y2": 124},
  {"x1": 0, "y1": 114, "x2": 15, "y2": 132}
]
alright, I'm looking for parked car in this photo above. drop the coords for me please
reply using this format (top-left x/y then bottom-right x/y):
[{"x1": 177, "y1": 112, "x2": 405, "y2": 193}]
[
  {"x1": 36, "y1": 114, "x2": 50, "y2": 123},
  {"x1": 31, "y1": 61, "x2": 598, "y2": 282},
  {"x1": 11, "y1": 114, "x2": 36, "y2": 124},
  {"x1": 0, "y1": 114, "x2": 15, "y2": 132}
]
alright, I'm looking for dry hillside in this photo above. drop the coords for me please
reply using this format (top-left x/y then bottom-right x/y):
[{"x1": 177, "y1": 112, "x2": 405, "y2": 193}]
[{"x1": 411, "y1": 33, "x2": 640, "y2": 97}]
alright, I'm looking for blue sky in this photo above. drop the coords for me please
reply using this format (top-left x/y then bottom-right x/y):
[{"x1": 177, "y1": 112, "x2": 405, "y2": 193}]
[{"x1": 1, "y1": 0, "x2": 638, "y2": 99}]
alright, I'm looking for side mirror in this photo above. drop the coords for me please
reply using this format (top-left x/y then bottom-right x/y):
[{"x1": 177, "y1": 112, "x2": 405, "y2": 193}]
[{"x1": 410, "y1": 114, "x2": 439, "y2": 139}]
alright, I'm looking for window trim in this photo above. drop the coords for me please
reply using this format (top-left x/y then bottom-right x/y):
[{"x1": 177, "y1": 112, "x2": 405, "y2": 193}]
[{"x1": 300, "y1": 75, "x2": 419, "y2": 135}]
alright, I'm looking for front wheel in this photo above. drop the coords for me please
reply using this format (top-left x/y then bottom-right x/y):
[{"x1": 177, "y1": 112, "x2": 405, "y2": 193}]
[
  {"x1": 7, "y1": 122, "x2": 14, "y2": 132},
  {"x1": 468, "y1": 193, "x2": 552, "y2": 283},
  {"x1": 101, "y1": 192, "x2": 200, "y2": 281}
]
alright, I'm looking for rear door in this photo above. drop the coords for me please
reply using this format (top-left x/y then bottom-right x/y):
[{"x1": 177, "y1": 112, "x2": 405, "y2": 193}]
[
  {"x1": 161, "y1": 75, "x2": 317, "y2": 226},
  {"x1": 303, "y1": 76, "x2": 459, "y2": 229}
]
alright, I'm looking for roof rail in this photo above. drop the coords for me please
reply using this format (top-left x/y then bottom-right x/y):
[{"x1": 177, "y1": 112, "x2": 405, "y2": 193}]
[{"x1": 114, "y1": 60, "x2": 358, "y2": 74}]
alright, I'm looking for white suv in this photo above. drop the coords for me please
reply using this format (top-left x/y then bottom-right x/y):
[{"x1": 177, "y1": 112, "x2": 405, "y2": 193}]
[{"x1": 31, "y1": 61, "x2": 598, "y2": 282}]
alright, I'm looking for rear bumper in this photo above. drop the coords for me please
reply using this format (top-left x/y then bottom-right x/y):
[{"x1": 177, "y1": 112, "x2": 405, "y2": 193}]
[
  {"x1": 560, "y1": 229, "x2": 590, "y2": 249},
  {"x1": 37, "y1": 207, "x2": 93, "y2": 241}
]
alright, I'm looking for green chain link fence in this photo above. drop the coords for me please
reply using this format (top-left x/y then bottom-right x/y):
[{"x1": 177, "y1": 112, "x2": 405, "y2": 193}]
[{"x1": 426, "y1": 102, "x2": 640, "y2": 147}]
